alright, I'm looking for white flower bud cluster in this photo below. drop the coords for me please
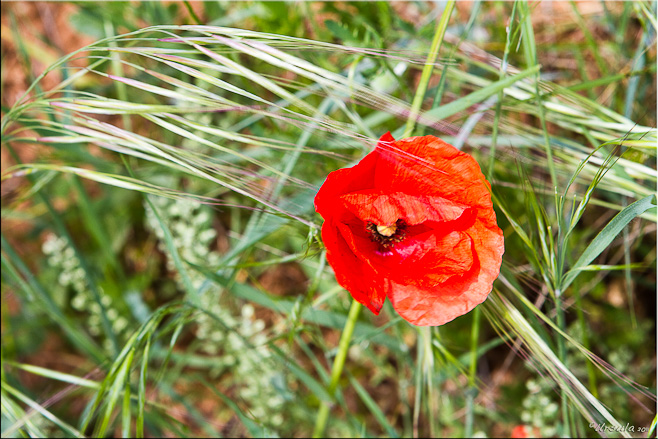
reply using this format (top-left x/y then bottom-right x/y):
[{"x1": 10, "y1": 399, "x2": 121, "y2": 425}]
[
  {"x1": 144, "y1": 196, "x2": 220, "y2": 282},
  {"x1": 520, "y1": 378, "x2": 558, "y2": 437},
  {"x1": 41, "y1": 234, "x2": 128, "y2": 349},
  {"x1": 144, "y1": 196, "x2": 288, "y2": 427}
]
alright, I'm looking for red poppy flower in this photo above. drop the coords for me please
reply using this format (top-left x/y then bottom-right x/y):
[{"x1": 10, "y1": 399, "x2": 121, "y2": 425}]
[
  {"x1": 511, "y1": 425, "x2": 541, "y2": 438},
  {"x1": 314, "y1": 132, "x2": 504, "y2": 326}
]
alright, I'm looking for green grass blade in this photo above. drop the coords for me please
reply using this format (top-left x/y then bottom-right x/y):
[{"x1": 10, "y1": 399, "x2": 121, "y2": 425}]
[
  {"x1": 1, "y1": 381, "x2": 83, "y2": 438},
  {"x1": 562, "y1": 194, "x2": 657, "y2": 290},
  {"x1": 143, "y1": 194, "x2": 199, "y2": 306},
  {"x1": 1, "y1": 235, "x2": 105, "y2": 362},
  {"x1": 348, "y1": 374, "x2": 399, "y2": 438},
  {"x1": 93, "y1": 348, "x2": 135, "y2": 437},
  {"x1": 195, "y1": 375, "x2": 274, "y2": 437},
  {"x1": 422, "y1": 64, "x2": 540, "y2": 122}
]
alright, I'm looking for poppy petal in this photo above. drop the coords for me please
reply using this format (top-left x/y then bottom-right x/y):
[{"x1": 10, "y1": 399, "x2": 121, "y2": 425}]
[
  {"x1": 339, "y1": 191, "x2": 471, "y2": 226},
  {"x1": 369, "y1": 230, "x2": 475, "y2": 285},
  {"x1": 321, "y1": 219, "x2": 387, "y2": 314},
  {"x1": 314, "y1": 150, "x2": 379, "y2": 218},
  {"x1": 387, "y1": 220, "x2": 504, "y2": 326},
  {"x1": 374, "y1": 135, "x2": 493, "y2": 209},
  {"x1": 314, "y1": 132, "x2": 504, "y2": 326}
]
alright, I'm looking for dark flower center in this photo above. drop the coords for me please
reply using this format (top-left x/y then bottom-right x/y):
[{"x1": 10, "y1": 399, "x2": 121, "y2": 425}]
[{"x1": 366, "y1": 219, "x2": 407, "y2": 250}]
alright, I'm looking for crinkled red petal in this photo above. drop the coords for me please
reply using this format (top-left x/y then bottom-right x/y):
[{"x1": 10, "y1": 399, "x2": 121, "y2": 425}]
[{"x1": 388, "y1": 219, "x2": 504, "y2": 326}]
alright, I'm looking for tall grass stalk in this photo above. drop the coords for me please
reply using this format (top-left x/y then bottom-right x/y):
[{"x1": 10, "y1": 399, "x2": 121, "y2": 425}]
[
  {"x1": 312, "y1": 300, "x2": 362, "y2": 438},
  {"x1": 402, "y1": 0, "x2": 455, "y2": 138}
]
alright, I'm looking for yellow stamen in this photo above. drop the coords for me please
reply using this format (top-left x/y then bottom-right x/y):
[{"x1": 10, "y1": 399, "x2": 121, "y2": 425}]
[{"x1": 376, "y1": 224, "x2": 397, "y2": 237}]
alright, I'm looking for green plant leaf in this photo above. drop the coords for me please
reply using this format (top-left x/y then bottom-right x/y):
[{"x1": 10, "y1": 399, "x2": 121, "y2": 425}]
[{"x1": 562, "y1": 194, "x2": 656, "y2": 291}]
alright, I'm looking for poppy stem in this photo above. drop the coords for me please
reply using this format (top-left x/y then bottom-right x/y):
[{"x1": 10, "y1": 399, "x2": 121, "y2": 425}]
[
  {"x1": 312, "y1": 299, "x2": 362, "y2": 438},
  {"x1": 402, "y1": 0, "x2": 456, "y2": 138},
  {"x1": 464, "y1": 306, "x2": 482, "y2": 437}
]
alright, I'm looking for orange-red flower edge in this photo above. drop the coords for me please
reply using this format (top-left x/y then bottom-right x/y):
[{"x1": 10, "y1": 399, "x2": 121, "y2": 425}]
[
  {"x1": 314, "y1": 132, "x2": 504, "y2": 326},
  {"x1": 511, "y1": 425, "x2": 541, "y2": 438}
]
